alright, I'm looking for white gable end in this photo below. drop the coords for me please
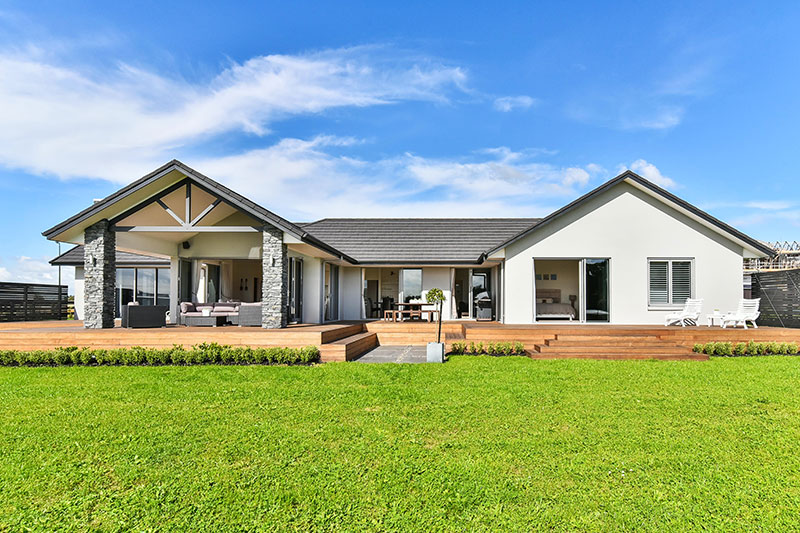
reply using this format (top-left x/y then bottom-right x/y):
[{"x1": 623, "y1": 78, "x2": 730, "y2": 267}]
[{"x1": 502, "y1": 181, "x2": 746, "y2": 324}]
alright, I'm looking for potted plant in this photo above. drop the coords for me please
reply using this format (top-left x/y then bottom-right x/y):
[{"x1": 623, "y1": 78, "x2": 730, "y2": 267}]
[{"x1": 425, "y1": 287, "x2": 446, "y2": 363}]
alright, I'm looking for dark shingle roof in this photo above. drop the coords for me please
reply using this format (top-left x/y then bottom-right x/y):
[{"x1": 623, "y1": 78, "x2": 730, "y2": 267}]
[
  {"x1": 50, "y1": 245, "x2": 170, "y2": 267},
  {"x1": 301, "y1": 218, "x2": 540, "y2": 263}
]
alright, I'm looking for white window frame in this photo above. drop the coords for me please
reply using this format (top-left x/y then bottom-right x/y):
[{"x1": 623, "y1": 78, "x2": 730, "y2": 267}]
[{"x1": 647, "y1": 258, "x2": 694, "y2": 309}]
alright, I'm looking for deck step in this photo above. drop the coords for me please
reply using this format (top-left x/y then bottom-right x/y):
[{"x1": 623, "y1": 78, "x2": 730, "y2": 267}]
[
  {"x1": 529, "y1": 352, "x2": 707, "y2": 361},
  {"x1": 545, "y1": 339, "x2": 683, "y2": 348},
  {"x1": 554, "y1": 334, "x2": 658, "y2": 341},
  {"x1": 536, "y1": 345, "x2": 690, "y2": 354},
  {"x1": 319, "y1": 332, "x2": 378, "y2": 363}
]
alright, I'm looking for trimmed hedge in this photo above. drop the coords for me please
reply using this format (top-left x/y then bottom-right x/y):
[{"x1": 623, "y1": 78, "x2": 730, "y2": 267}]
[
  {"x1": 0, "y1": 342, "x2": 320, "y2": 367},
  {"x1": 692, "y1": 341, "x2": 799, "y2": 357},
  {"x1": 450, "y1": 341, "x2": 526, "y2": 356}
]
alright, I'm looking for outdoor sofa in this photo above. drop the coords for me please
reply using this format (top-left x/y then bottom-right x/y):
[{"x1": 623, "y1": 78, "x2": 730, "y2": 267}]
[{"x1": 179, "y1": 301, "x2": 263, "y2": 327}]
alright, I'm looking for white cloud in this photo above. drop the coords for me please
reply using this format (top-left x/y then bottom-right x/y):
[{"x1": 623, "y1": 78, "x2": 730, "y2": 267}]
[
  {"x1": 0, "y1": 46, "x2": 467, "y2": 182},
  {"x1": 701, "y1": 200, "x2": 794, "y2": 211},
  {"x1": 0, "y1": 40, "x2": 604, "y2": 222},
  {"x1": 493, "y1": 95, "x2": 537, "y2": 112},
  {"x1": 622, "y1": 106, "x2": 684, "y2": 130},
  {"x1": 728, "y1": 211, "x2": 800, "y2": 230},
  {"x1": 622, "y1": 159, "x2": 678, "y2": 189},
  {"x1": 744, "y1": 201, "x2": 794, "y2": 210},
  {"x1": 0, "y1": 256, "x2": 74, "y2": 293},
  {"x1": 194, "y1": 138, "x2": 605, "y2": 219}
]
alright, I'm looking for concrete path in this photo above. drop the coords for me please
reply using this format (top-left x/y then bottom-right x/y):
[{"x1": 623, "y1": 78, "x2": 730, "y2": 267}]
[{"x1": 355, "y1": 345, "x2": 428, "y2": 363}]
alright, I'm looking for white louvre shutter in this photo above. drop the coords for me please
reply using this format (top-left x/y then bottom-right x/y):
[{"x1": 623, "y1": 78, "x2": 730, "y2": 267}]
[
  {"x1": 671, "y1": 261, "x2": 692, "y2": 304},
  {"x1": 649, "y1": 261, "x2": 668, "y2": 304}
]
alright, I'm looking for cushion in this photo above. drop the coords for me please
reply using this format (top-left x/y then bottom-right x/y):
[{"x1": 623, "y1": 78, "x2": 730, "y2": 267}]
[
  {"x1": 180, "y1": 302, "x2": 195, "y2": 313},
  {"x1": 128, "y1": 301, "x2": 140, "y2": 306},
  {"x1": 213, "y1": 305, "x2": 237, "y2": 313},
  {"x1": 240, "y1": 302, "x2": 261, "y2": 307},
  {"x1": 182, "y1": 312, "x2": 203, "y2": 317},
  {"x1": 195, "y1": 305, "x2": 214, "y2": 312},
  {"x1": 536, "y1": 298, "x2": 554, "y2": 304}
]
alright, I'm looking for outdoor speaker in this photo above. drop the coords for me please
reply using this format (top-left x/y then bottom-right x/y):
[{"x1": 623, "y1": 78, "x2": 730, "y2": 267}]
[{"x1": 182, "y1": 241, "x2": 190, "y2": 249}]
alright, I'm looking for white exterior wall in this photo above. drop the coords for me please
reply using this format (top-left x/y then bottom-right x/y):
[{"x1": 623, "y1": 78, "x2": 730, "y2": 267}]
[
  {"x1": 169, "y1": 257, "x2": 179, "y2": 324},
  {"x1": 178, "y1": 232, "x2": 262, "y2": 260},
  {"x1": 421, "y1": 267, "x2": 453, "y2": 320},
  {"x1": 300, "y1": 255, "x2": 322, "y2": 323},
  {"x1": 340, "y1": 266, "x2": 363, "y2": 320},
  {"x1": 503, "y1": 182, "x2": 745, "y2": 325},
  {"x1": 73, "y1": 266, "x2": 85, "y2": 320}
]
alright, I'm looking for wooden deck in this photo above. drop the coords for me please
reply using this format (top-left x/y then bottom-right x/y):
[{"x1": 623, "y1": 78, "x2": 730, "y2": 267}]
[{"x1": 0, "y1": 320, "x2": 798, "y2": 362}]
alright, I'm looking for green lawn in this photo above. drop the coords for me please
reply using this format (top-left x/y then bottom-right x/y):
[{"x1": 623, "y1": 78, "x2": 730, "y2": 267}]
[{"x1": 2, "y1": 357, "x2": 800, "y2": 531}]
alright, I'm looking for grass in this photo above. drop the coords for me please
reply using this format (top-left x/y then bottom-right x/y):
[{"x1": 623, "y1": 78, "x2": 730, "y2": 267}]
[{"x1": 1, "y1": 356, "x2": 800, "y2": 531}]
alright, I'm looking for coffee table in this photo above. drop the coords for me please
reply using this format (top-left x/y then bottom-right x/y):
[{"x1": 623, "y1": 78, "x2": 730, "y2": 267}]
[
  {"x1": 184, "y1": 315, "x2": 227, "y2": 327},
  {"x1": 706, "y1": 313, "x2": 725, "y2": 327}
]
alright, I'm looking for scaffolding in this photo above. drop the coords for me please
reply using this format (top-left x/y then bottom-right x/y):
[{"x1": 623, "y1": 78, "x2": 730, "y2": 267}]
[{"x1": 743, "y1": 241, "x2": 800, "y2": 272}]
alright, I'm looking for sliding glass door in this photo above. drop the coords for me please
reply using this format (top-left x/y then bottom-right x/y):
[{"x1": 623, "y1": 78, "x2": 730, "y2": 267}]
[
  {"x1": 287, "y1": 257, "x2": 303, "y2": 323},
  {"x1": 584, "y1": 259, "x2": 609, "y2": 322},
  {"x1": 324, "y1": 263, "x2": 339, "y2": 322}
]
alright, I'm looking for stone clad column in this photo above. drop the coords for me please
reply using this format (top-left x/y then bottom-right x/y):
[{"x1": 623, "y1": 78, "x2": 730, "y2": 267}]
[
  {"x1": 83, "y1": 220, "x2": 116, "y2": 328},
  {"x1": 262, "y1": 226, "x2": 288, "y2": 328}
]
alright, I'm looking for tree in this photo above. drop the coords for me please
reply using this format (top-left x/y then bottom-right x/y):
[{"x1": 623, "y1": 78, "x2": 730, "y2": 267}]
[{"x1": 425, "y1": 288, "x2": 446, "y2": 344}]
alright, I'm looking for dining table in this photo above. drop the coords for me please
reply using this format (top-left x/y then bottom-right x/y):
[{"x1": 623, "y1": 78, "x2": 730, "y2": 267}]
[{"x1": 391, "y1": 301, "x2": 434, "y2": 322}]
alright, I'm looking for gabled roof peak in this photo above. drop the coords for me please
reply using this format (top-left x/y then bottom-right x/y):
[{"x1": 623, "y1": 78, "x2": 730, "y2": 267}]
[{"x1": 487, "y1": 170, "x2": 773, "y2": 257}]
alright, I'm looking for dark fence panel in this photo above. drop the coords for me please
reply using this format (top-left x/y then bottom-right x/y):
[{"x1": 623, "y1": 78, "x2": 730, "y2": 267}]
[
  {"x1": 751, "y1": 269, "x2": 800, "y2": 328},
  {"x1": 0, "y1": 282, "x2": 68, "y2": 322}
]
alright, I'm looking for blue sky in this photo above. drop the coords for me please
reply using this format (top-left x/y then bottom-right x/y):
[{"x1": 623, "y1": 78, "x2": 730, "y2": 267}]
[{"x1": 1, "y1": 1, "x2": 799, "y2": 288}]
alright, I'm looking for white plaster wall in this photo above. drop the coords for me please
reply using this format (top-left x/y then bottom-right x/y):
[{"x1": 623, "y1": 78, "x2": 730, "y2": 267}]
[
  {"x1": 340, "y1": 266, "x2": 363, "y2": 320},
  {"x1": 229, "y1": 260, "x2": 262, "y2": 302},
  {"x1": 168, "y1": 257, "x2": 179, "y2": 324},
  {"x1": 296, "y1": 254, "x2": 322, "y2": 324},
  {"x1": 421, "y1": 267, "x2": 453, "y2": 320},
  {"x1": 178, "y1": 232, "x2": 262, "y2": 259},
  {"x1": 73, "y1": 266, "x2": 85, "y2": 320},
  {"x1": 503, "y1": 182, "x2": 745, "y2": 325},
  {"x1": 380, "y1": 268, "x2": 398, "y2": 299}
]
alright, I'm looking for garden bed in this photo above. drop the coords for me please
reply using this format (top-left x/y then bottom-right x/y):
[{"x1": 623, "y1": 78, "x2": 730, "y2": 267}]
[
  {"x1": 0, "y1": 342, "x2": 319, "y2": 366},
  {"x1": 693, "y1": 340, "x2": 798, "y2": 356}
]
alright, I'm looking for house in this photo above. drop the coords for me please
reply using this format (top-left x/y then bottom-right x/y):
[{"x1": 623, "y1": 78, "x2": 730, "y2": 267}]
[
  {"x1": 44, "y1": 160, "x2": 772, "y2": 328},
  {"x1": 50, "y1": 245, "x2": 170, "y2": 320}
]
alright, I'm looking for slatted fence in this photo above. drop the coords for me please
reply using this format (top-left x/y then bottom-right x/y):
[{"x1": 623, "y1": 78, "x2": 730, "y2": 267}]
[
  {"x1": 0, "y1": 282, "x2": 68, "y2": 322},
  {"x1": 751, "y1": 269, "x2": 800, "y2": 328}
]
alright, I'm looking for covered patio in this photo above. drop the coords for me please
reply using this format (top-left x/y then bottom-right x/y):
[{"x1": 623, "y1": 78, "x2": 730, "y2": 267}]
[{"x1": 43, "y1": 161, "x2": 354, "y2": 330}]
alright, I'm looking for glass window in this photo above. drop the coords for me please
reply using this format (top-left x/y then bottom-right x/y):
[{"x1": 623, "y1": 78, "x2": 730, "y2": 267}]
[
  {"x1": 648, "y1": 259, "x2": 693, "y2": 306},
  {"x1": 136, "y1": 268, "x2": 156, "y2": 306},
  {"x1": 157, "y1": 269, "x2": 170, "y2": 307},
  {"x1": 115, "y1": 268, "x2": 135, "y2": 317},
  {"x1": 671, "y1": 261, "x2": 692, "y2": 304},
  {"x1": 648, "y1": 261, "x2": 669, "y2": 305},
  {"x1": 401, "y1": 269, "x2": 422, "y2": 302}
]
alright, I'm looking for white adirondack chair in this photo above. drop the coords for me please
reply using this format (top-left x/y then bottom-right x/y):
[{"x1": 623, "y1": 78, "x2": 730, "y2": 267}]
[
  {"x1": 664, "y1": 298, "x2": 703, "y2": 327},
  {"x1": 721, "y1": 298, "x2": 761, "y2": 329}
]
